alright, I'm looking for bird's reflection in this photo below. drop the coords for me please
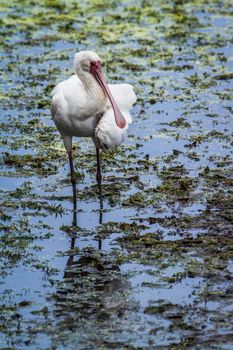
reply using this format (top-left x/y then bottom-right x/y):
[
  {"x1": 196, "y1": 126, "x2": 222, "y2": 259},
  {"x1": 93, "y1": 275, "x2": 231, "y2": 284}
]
[{"x1": 53, "y1": 206, "x2": 130, "y2": 325}]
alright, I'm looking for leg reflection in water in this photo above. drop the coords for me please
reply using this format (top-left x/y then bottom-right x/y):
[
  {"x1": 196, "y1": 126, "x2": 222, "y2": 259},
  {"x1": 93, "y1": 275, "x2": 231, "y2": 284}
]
[{"x1": 53, "y1": 205, "x2": 131, "y2": 327}]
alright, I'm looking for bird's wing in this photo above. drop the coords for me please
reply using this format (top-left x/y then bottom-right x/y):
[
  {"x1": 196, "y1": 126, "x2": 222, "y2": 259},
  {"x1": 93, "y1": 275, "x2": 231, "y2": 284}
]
[
  {"x1": 51, "y1": 75, "x2": 88, "y2": 118},
  {"x1": 107, "y1": 83, "x2": 137, "y2": 111},
  {"x1": 51, "y1": 75, "x2": 83, "y2": 97},
  {"x1": 95, "y1": 107, "x2": 133, "y2": 151}
]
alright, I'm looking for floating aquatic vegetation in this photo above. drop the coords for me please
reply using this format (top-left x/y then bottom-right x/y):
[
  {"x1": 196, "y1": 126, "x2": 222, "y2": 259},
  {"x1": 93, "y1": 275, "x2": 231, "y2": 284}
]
[{"x1": 0, "y1": 0, "x2": 233, "y2": 349}]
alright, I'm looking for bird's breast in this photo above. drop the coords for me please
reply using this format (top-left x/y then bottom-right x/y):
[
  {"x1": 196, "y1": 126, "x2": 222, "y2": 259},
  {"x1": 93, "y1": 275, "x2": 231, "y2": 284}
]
[{"x1": 54, "y1": 112, "x2": 102, "y2": 138}]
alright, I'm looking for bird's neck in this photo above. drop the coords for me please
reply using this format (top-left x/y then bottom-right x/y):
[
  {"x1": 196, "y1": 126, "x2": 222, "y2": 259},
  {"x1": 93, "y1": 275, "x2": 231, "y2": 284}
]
[{"x1": 77, "y1": 70, "x2": 105, "y2": 99}]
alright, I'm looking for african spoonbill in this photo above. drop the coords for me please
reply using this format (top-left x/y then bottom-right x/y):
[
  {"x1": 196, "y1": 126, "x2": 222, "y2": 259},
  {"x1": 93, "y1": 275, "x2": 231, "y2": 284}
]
[{"x1": 51, "y1": 51, "x2": 136, "y2": 209}]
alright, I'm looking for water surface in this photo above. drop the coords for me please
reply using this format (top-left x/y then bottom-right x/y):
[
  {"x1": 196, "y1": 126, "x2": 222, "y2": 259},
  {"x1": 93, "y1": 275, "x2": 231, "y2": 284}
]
[{"x1": 0, "y1": 0, "x2": 233, "y2": 349}]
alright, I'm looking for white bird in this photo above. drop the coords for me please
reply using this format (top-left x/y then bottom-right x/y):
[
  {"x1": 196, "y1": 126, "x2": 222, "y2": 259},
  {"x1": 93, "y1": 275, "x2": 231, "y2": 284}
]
[{"x1": 51, "y1": 51, "x2": 137, "y2": 209}]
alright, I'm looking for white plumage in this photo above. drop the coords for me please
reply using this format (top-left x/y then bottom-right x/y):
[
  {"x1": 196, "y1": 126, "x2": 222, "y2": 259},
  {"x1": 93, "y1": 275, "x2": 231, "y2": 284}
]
[
  {"x1": 50, "y1": 50, "x2": 137, "y2": 208},
  {"x1": 94, "y1": 83, "x2": 136, "y2": 151},
  {"x1": 51, "y1": 79, "x2": 136, "y2": 152}
]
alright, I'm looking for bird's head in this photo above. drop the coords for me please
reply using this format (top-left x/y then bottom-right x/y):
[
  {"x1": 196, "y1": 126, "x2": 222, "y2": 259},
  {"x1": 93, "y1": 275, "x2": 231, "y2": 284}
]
[
  {"x1": 74, "y1": 51, "x2": 101, "y2": 73},
  {"x1": 74, "y1": 50, "x2": 126, "y2": 129}
]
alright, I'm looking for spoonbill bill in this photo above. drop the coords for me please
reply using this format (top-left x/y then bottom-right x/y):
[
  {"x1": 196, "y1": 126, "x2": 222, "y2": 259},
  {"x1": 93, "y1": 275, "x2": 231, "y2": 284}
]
[{"x1": 51, "y1": 51, "x2": 136, "y2": 209}]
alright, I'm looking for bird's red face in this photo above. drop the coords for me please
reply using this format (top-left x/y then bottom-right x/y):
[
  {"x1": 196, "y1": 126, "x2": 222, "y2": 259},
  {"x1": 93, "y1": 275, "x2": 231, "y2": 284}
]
[{"x1": 90, "y1": 60, "x2": 126, "y2": 129}]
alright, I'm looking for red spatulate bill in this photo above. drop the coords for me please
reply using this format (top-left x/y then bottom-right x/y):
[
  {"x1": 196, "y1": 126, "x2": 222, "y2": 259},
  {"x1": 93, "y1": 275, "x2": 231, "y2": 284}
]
[{"x1": 90, "y1": 61, "x2": 126, "y2": 129}]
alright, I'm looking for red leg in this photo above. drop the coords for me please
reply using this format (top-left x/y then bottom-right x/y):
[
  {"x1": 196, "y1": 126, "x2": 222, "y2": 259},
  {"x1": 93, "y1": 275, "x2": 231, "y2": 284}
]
[
  {"x1": 68, "y1": 150, "x2": 77, "y2": 212},
  {"x1": 96, "y1": 148, "x2": 103, "y2": 209}
]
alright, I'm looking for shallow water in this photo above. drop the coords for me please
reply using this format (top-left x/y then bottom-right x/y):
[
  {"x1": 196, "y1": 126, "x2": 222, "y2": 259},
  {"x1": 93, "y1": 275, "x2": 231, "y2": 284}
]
[{"x1": 0, "y1": 0, "x2": 233, "y2": 349}]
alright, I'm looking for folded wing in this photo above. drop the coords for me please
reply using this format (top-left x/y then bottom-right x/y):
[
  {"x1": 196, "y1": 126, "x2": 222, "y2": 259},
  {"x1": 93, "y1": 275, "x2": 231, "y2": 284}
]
[{"x1": 94, "y1": 84, "x2": 137, "y2": 151}]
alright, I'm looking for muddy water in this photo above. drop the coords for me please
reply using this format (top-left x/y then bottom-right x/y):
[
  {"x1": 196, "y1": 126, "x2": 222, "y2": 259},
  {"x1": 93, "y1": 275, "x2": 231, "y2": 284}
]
[{"x1": 0, "y1": 0, "x2": 233, "y2": 349}]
